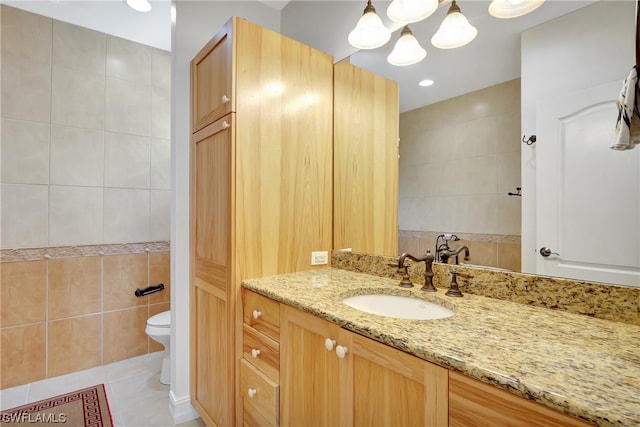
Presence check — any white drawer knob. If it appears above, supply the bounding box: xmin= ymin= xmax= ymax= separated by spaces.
xmin=222 ymin=95 xmax=230 ymax=104
xmin=251 ymin=348 xmax=261 ymax=358
xmin=252 ymin=310 xmax=262 ymax=320
xmin=324 ymin=338 xmax=336 ymax=351
xmin=247 ymin=388 xmax=257 ymax=398
xmin=336 ymin=345 xmax=348 ymax=359
xmin=222 ymin=121 xmax=230 ymax=129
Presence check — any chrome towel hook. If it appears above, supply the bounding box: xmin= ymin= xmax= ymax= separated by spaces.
xmin=522 ymin=135 xmax=536 ymax=145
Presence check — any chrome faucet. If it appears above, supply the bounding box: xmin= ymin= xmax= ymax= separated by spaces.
xmin=438 ymin=245 xmax=470 ymax=265
xmin=397 ymin=250 xmax=437 ymax=291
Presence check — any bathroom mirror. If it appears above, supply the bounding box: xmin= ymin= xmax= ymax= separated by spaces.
xmin=341 ymin=0 xmax=639 ymax=287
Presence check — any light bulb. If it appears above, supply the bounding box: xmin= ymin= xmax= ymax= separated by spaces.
xmin=431 ymin=0 xmax=477 ymax=49
xmin=387 ymin=26 xmax=426 ymax=66
xmin=488 ymin=0 xmax=545 ymax=18
xmin=348 ymin=1 xmax=391 ymax=50
xmin=387 ymin=0 xmax=438 ymax=24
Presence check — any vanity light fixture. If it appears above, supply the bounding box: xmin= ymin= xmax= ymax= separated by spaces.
xmin=431 ymin=0 xmax=477 ymax=49
xmin=387 ymin=26 xmax=427 ymax=66
xmin=348 ymin=0 xmax=391 ymax=50
xmin=125 ymin=0 xmax=152 ymax=13
xmin=488 ymin=0 xmax=545 ymax=18
xmin=387 ymin=0 xmax=439 ymax=24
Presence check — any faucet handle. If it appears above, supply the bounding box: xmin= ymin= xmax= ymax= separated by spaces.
xmin=445 ymin=269 xmax=463 ymax=297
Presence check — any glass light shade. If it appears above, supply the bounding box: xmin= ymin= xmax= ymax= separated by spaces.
xmin=431 ymin=1 xmax=477 ymax=49
xmin=488 ymin=0 xmax=545 ymax=18
xmin=348 ymin=2 xmax=391 ymax=50
xmin=387 ymin=26 xmax=426 ymax=66
xmin=125 ymin=0 xmax=152 ymax=12
xmin=387 ymin=0 xmax=438 ymax=24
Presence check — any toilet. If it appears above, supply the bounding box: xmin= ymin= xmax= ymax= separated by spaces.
xmin=145 ymin=310 xmax=171 ymax=385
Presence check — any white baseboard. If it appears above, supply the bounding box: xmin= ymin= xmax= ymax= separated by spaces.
xmin=169 ymin=391 xmax=199 ymax=425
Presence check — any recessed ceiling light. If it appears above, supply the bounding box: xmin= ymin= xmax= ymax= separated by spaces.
xmin=419 ymin=79 xmax=434 ymax=87
xmin=125 ymin=0 xmax=152 ymax=13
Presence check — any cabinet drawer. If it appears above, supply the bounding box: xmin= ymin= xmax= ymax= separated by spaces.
xmin=243 ymin=289 xmax=280 ymax=341
xmin=240 ymin=359 xmax=279 ymax=426
xmin=243 ymin=324 xmax=279 ymax=382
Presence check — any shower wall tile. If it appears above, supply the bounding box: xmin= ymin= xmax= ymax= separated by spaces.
xmin=1 ymin=57 xmax=52 ymax=123
xmin=103 ymin=307 xmax=148 ymax=364
xmin=105 ymin=77 xmax=152 ymax=136
xmin=103 ymin=188 xmax=150 ymax=244
xmin=51 ymin=65 xmax=105 ymax=130
xmin=49 ymin=186 xmax=103 ymax=246
xmin=103 ymin=253 xmax=148 ymax=311
xmin=498 ymin=240 xmax=522 ymax=272
xmin=150 ymin=138 xmax=171 ymax=190
xmin=48 ymin=314 xmax=102 ymax=377
xmin=1 ymin=119 xmax=50 ymax=185
xmin=152 ymin=48 xmax=171 ymax=90
xmin=106 ymin=36 xmax=152 ymax=83
xmin=0 ymin=260 xmax=47 ymax=327
xmin=50 ymin=126 xmax=105 ymax=187
xmin=52 ymin=20 xmax=106 ymax=73
xmin=150 ymin=190 xmax=171 ymax=242
xmin=104 ymin=133 xmax=151 ymax=189
xmin=149 ymin=251 xmax=170 ymax=305
xmin=48 ymin=256 xmax=102 ymax=320
xmin=0 ymin=323 xmax=46 ymax=389
xmin=151 ymin=85 xmax=171 ymax=139
xmin=0 ymin=184 xmax=48 ymax=249
xmin=497 ymin=151 xmax=522 ymax=194
xmin=0 ymin=5 xmax=52 ymax=64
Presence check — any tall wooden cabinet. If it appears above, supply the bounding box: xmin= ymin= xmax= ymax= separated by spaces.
xmin=190 ymin=17 xmax=333 ymax=427
xmin=333 ymin=60 xmax=399 ymax=256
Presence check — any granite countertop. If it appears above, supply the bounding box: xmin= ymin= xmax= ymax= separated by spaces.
xmin=242 ymin=268 xmax=640 ymax=427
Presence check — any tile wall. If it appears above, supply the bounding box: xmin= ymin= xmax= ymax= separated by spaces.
xmin=398 ymin=79 xmax=521 ymax=270
xmin=0 ymin=5 xmax=172 ymax=389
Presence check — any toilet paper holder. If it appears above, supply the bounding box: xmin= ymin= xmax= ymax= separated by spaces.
xmin=135 ymin=283 xmax=165 ymax=297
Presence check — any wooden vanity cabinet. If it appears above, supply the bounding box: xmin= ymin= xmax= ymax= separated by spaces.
xmin=190 ymin=17 xmax=333 ymax=427
xmin=240 ymin=289 xmax=281 ymax=426
xmin=279 ymin=304 xmax=449 ymax=427
xmin=449 ymin=371 xmax=593 ymax=427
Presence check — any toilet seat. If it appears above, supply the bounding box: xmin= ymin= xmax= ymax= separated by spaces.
xmin=147 ymin=310 xmax=170 ymax=327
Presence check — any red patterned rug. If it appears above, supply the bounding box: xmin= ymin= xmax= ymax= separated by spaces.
xmin=0 ymin=384 xmax=113 ymax=426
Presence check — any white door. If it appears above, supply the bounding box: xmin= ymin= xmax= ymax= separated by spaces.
xmin=536 ymin=80 xmax=640 ymax=287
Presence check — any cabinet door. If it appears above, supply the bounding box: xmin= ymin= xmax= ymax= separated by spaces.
xmin=342 ymin=330 xmax=449 ymax=427
xmin=280 ymin=305 xmax=343 ymax=427
xmin=333 ymin=60 xmax=399 ymax=256
xmin=191 ymin=115 xmax=234 ymax=426
xmin=449 ymin=371 xmax=593 ymax=427
xmin=191 ymin=19 xmax=233 ymax=133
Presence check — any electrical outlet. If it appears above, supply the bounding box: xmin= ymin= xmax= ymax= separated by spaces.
xmin=311 ymin=251 xmax=328 ymax=265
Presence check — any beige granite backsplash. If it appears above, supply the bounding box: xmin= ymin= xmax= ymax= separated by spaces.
xmin=332 ymin=250 xmax=640 ymax=326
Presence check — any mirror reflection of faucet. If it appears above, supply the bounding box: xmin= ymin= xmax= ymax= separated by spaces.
xmin=435 ymin=233 xmax=470 ymax=265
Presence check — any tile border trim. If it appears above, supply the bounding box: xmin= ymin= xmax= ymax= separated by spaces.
xmin=0 ymin=241 xmax=170 ymax=262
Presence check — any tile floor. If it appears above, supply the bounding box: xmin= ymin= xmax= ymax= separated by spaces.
xmin=0 ymin=352 xmax=205 ymax=427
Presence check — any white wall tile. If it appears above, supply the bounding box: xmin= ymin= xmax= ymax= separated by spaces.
xmin=104 ymin=133 xmax=150 ymax=189
xmin=151 ymin=85 xmax=171 ymax=139
xmin=106 ymin=36 xmax=152 ymax=83
xmin=51 ymin=65 xmax=105 ymax=130
xmin=1 ymin=58 xmax=51 ymax=123
xmin=1 ymin=119 xmax=50 ymax=184
xmin=150 ymin=138 xmax=170 ymax=190
xmin=105 ymin=78 xmax=152 ymax=136
xmin=50 ymin=126 xmax=104 ymax=187
xmin=150 ymin=190 xmax=170 ymax=241
xmin=53 ymin=20 xmax=106 ymax=74
xmin=1 ymin=183 xmax=49 ymax=249
xmin=49 ymin=186 xmax=103 ymax=246
xmin=104 ymin=188 xmax=150 ymax=244
xmin=152 ymin=49 xmax=171 ymax=91
xmin=0 ymin=5 xmax=52 ymax=65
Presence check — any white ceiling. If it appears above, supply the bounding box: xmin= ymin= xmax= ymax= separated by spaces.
xmin=2 ymin=0 xmax=598 ymax=112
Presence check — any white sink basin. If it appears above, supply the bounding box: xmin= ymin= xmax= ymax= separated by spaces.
xmin=342 ymin=294 xmax=454 ymax=320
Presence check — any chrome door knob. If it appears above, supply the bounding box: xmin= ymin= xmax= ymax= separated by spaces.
xmin=539 ymin=247 xmax=559 ymax=257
